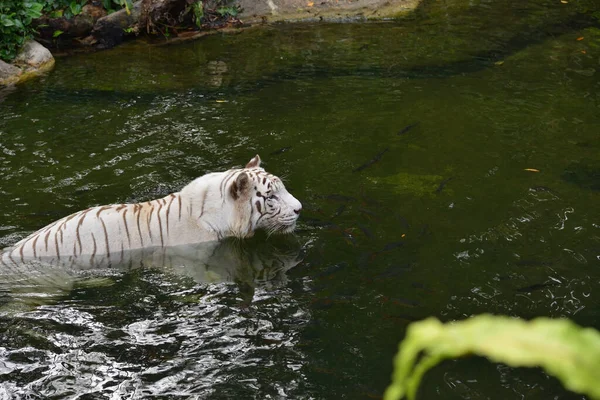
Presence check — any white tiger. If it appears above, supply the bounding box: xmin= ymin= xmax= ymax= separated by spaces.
xmin=1 ymin=155 xmax=302 ymax=267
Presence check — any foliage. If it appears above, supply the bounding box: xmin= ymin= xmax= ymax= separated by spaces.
xmin=192 ymin=1 xmax=204 ymax=28
xmin=110 ymin=0 xmax=134 ymax=15
xmin=40 ymin=0 xmax=87 ymax=19
xmin=216 ymin=6 xmax=238 ymax=17
xmin=0 ymin=1 xmax=44 ymax=62
xmin=385 ymin=315 xmax=600 ymax=400
xmin=0 ymin=0 xmax=133 ymax=62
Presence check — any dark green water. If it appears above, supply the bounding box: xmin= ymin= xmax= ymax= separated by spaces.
xmin=1 ymin=0 xmax=600 ymax=397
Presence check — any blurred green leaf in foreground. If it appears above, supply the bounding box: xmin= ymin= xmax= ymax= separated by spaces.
xmin=385 ymin=314 xmax=600 ymax=400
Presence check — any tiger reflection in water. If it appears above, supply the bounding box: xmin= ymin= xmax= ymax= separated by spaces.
xmin=0 ymin=235 xmax=304 ymax=307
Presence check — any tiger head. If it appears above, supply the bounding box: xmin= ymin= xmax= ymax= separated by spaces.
xmin=228 ymin=155 xmax=302 ymax=237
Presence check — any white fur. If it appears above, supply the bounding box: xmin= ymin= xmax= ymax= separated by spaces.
xmin=1 ymin=155 xmax=301 ymax=266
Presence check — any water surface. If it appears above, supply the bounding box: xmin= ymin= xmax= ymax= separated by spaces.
xmin=1 ymin=0 xmax=599 ymax=398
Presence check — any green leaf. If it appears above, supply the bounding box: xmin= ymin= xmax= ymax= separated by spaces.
xmin=385 ymin=315 xmax=600 ymax=400
xmin=53 ymin=29 xmax=64 ymax=37
xmin=192 ymin=1 xmax=203 ymax=28
xmin=217 ymin=6 xmax=238 ymax=17
xmin=70 ymin=1 xmax=82 ymax=15
xmin=1 ymin=17 xmax=15 ymax=27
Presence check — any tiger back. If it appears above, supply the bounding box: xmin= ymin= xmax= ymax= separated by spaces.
xmin=1 ymin=155 xmax=302 ymax=267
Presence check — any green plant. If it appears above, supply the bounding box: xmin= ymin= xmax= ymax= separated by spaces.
xmin=216 ymin=6 xmax=239 ymax=17
xmin=385 ymin=315 xmax=600 ymax=400
xmin=192 ymin=1 xmax=203 ymax=28
xmin=0 ymin=1 xmax=44 ymax=62
xmin=40 ymin=0 xmax=87 ymax=19
xmin=114 ymin=0 xmax=134 ymax=15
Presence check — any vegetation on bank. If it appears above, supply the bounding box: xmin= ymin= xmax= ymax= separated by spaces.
xmin=385 ymin=315 xmax=600 ymax=400
xmin=1 ymin=1 xmax=44 ymax=61
xmin=0 ymin=0 xmax=240 ymax=63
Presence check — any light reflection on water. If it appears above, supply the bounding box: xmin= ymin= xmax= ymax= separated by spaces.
xmin=0 ymin=0 xmax=599 ymax=397
xmin=0 ymin=238 xmax=312 ymax=398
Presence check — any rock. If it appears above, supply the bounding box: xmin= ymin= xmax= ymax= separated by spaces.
xmin=139 ymin=0 xmax=186 ymax=33
xmin=0 ymin=41 xmax=55 ymax=87
xmin=0 ymin=60 xmax=22 ymax=86
xmin=92 ymin=0 xmax=143 ymax=49
xmin=13 ymin=40 xmax=54 ymax=68
xmin=237 ymin=0 xmax=421 ymax=23
xmin=34 ymin=4 xmax=106 ymax=44
xmin=71 ymin=4 xmax=109 ymax=37
xmin=81 ymin=3 xmax=107 ymax=21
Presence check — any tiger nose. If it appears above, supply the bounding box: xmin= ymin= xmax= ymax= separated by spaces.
xmin=294 ymin=207 xmax=301 ymax=215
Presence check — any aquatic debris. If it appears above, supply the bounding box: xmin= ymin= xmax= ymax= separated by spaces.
xmin=269 ymin=146 xmax=292 ymax=156
xmin=397 ymin=123 xmax=419 ymax=136
xmin=353 ymin=148 xmax=389 ymax=172
xmin=434 ymin=177 xmax=452 ymax=194
xmin=524 ymin=168 xmax=540 ymax=172
xmin=577 ymin=36 xmax=584 ymax=41
xmin=494 ymin=60 xmax=504 ymax=66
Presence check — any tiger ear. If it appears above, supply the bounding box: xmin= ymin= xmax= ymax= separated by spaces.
xmin=246 ymin=154 xmax=261 ymax=169
xmin=230 ymin=172 xmax=250 ymax=200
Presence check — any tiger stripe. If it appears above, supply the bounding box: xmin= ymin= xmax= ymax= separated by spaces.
xmin=122 ymin=208 xmax=131 ymax=247
xmin=100 ymin=217 xmax=110 ymax=256
xmin=178 ymin=194 xmax=182 ymax=221
xmin=156 ymin=202 xmax=164 ymax=248
xmin=90 ymin=233 xmax=97 ymax=264
xmin=44 ymin=230 xmax=50 ymax=252
xmin=32 ymin=235 xmax=39 ymax=259
xmin=166 ymin=194 xmax=176 ymax=234
xmin=136 ymin=204 xmax=144 ymax=247
xmin=1 ymin=155 xmax=301 ymax=264
xmin=147 ymin=203 xmax=154 ymax=241
xmin=54 ymin=233 xmax=60 ymax=260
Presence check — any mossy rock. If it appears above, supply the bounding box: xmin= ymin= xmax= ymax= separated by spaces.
xmin=369 ymin=172 xmax=451 ymax=197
